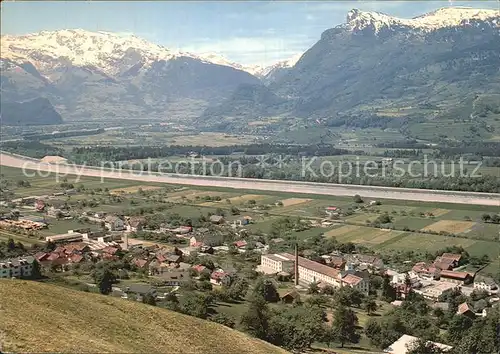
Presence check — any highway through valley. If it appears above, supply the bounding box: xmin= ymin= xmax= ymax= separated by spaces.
xmin=1 ymin=152 xmax=498 ymax=206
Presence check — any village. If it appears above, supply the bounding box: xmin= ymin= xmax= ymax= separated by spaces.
xmin=1 ymin=169 xmax=499 ymax=353
xmin=2 ymin=198 xmax=498 ymax=313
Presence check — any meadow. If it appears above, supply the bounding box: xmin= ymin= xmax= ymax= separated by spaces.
xmin=1 ymin=165 xmax=498 ymax=260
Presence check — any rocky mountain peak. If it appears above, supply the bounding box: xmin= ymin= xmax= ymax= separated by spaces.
xmin=344 ymin=7 xmax=499 ymax=34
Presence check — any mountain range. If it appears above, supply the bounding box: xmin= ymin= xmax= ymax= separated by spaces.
xmin=1 ymin=7 xmax=499 ymax=132
xmin=202 ymin=7 xmax=500 ymax=134
xmin=0 ymin=29 xmax=264 ymax=123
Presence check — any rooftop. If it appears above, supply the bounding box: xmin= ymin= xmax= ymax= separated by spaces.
xmin=342 ymin=274 xmax=363 ymax=286
xmin=279 ymin=253 xmax=340 ymax=279
xmin=440 ymin=270 xmax=471 ymax=280
xmin=384 ymin=334 xmax=452 ymax=354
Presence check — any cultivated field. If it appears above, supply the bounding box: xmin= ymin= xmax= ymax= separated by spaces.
xmin=1 ymin=164 xmax=498 ymax=260
xmin=279 ymin=198 xmax=313 ymax=207
xmin=422 ymin=220 xmax=476 ymax=234
xmin=226 ymin=194 xmax=267 ymax=204
xmin=110 ymin=185 xmax=163 ymax=194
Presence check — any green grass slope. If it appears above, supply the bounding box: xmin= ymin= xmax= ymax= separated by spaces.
xmin=0 ymin=280 xmax=287 ymax=354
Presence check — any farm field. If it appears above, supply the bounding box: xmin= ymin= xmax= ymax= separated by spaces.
xmin=377 ymin=233 xmax=499 ymax=259
xmin=109 ymin=185 xmax=163 ymax=195
xmin=389 ymin=217 xmax=436 ymax=231
xmin=2 ymin=165 xmax=498 ymax=260
xmin=0 ymin=230 xmax=43 ymax=245
xmin=422 ymin=220 xmax=477 ymax=234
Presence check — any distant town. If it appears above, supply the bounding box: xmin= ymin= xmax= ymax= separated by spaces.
xmin=1 ymin=162 xmax=498 ymax=353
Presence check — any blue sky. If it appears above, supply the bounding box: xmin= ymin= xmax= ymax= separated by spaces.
xmin=2 ymin=1 xmax=498 ymax=66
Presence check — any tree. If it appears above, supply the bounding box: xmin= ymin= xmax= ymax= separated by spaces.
xmin=363 ymin=296 xmax=378 ymax=315
xmin=364 ymin=319 xmax=382 ymax=347
xmin=308 ymin=281 xmax=320 ymax=295
xmin=198 ymin=269 xmax=211 ymax=281
xmin=377 ymin=213 xmax=393 ymax=224
xmin=215 ymin=207 xmax=225 ymax=216
xmin=142 ymin=293 xmax=157 ymax=306
xmin=381 ymin=274 xmax=397 ymax=302
xmin=162 ymin=292 xmax=180 ymax=311
xmin=365 ymin=316 xmax=405 ymax=349
xmin=353 ymin=194 xmax=364 ymax=203
xmin=406 ymin=338 xmax=447 ymax=354
xmin=253 ymin=278 xmax=280 ymax=303
xmin=93 ymin=267 xmax=116 ymax=295
xmin=226 ymin=276 xmax=249 ymax=300
xmin=197 ymin=280 xmax=213 ymax=292
xmin=268 ymin=306 xmax=326 ymax=351
xmin=470 ymin=289 xmax=489 ymax=301
xmin=230 ymin=206 xmax=240 ymax=215
xmin=334 ymin=287 xmax=364 ymax=308
xmin=369 ymin=275 xmax=383 ymax=291
xmin=330 ymin=305 xmax=360 ymax=348
xmin=305 ymin=295 xmax=330 ymax=308
xmin=454 ymin=308 xmax=499 ymax=354
xmin=210 ymin=313 xmax=235 ymax=328
xmin=240 ymin=295 xmax=270 ymax=340
xmin=481 ymin=213 xmax=491 ymax=222
xmin=31 ymin=259 xmax=43 ymax=279
xmin=7 ymin=238 xmax=16 ymax=251
xmin=447 ymin=315 xmax=473 ymax=344
xmin=181 ymin=293 xmax=213 ymax=319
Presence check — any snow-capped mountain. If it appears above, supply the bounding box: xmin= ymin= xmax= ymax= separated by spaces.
xmin=203 ymin=7 xmax=500 ymax=132
xmin=0 ymin=29 xmax=255 ymax=77
xmin=344 ymin=7 xmax=499 ymax=34
xmin=1 ymin=29 xmax=260 ymax=121
xmin=254 ymin=53 xmax=303 ymax=78
xmin=2 ymin=7 xmax=499 ymax=127
xmin=1 ymin=29 xmax=300 ymax=79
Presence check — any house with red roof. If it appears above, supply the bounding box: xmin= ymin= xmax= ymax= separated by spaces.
xmin=457 ymin=302 xmax=476 ymax=319
xmin=210 ymin=270 xmax=231 ymax=286
xmin=439 ymin=270 xmax=473 ymax=285
xmin=68 ymin=254 xmax=84 ymax=264
xmin=126 ymin=217 xmax=146 ymax=233
xmin=342 ymin=273 xmax=369 ymax=294
xmin=132 ymin=258 xmax=149 ymax=269
xmin=64 ymin=243 xmax=90 ymax=255
xmin=34 ymin=199 xmax=46 ymax=212
xmin=412 ymin=262 xmax=439 ymax=280
xmin=47 ymin=252 xmax=61 ymax=261
xmin=234 ymin=240 xmax=248 ymax=249
xmin=102 ymin=246 xmax=119 ymax=256
xmin=34 ymin=252 xmax=50 ymax=262
xmin=192 ymin=264 xmax=207 ymax=274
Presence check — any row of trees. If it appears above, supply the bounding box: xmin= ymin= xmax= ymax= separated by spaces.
xmin=70 ymin=143 xmax=351 ymax=163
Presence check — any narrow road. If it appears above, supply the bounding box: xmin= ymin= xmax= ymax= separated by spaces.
xmin=1 ymin=152 xmax=498 ymax=206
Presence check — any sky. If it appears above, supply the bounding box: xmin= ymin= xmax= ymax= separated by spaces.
xmin=1 ymin=1 xmax=499 ymax=66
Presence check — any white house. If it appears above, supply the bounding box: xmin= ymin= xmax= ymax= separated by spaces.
xmin=474 ymin=275 xmax=498 ymax=294
xmin=105 ymin=215 xmax=125 ymax=231
xmin=126 ymin=217 xmax=145 ymax=233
